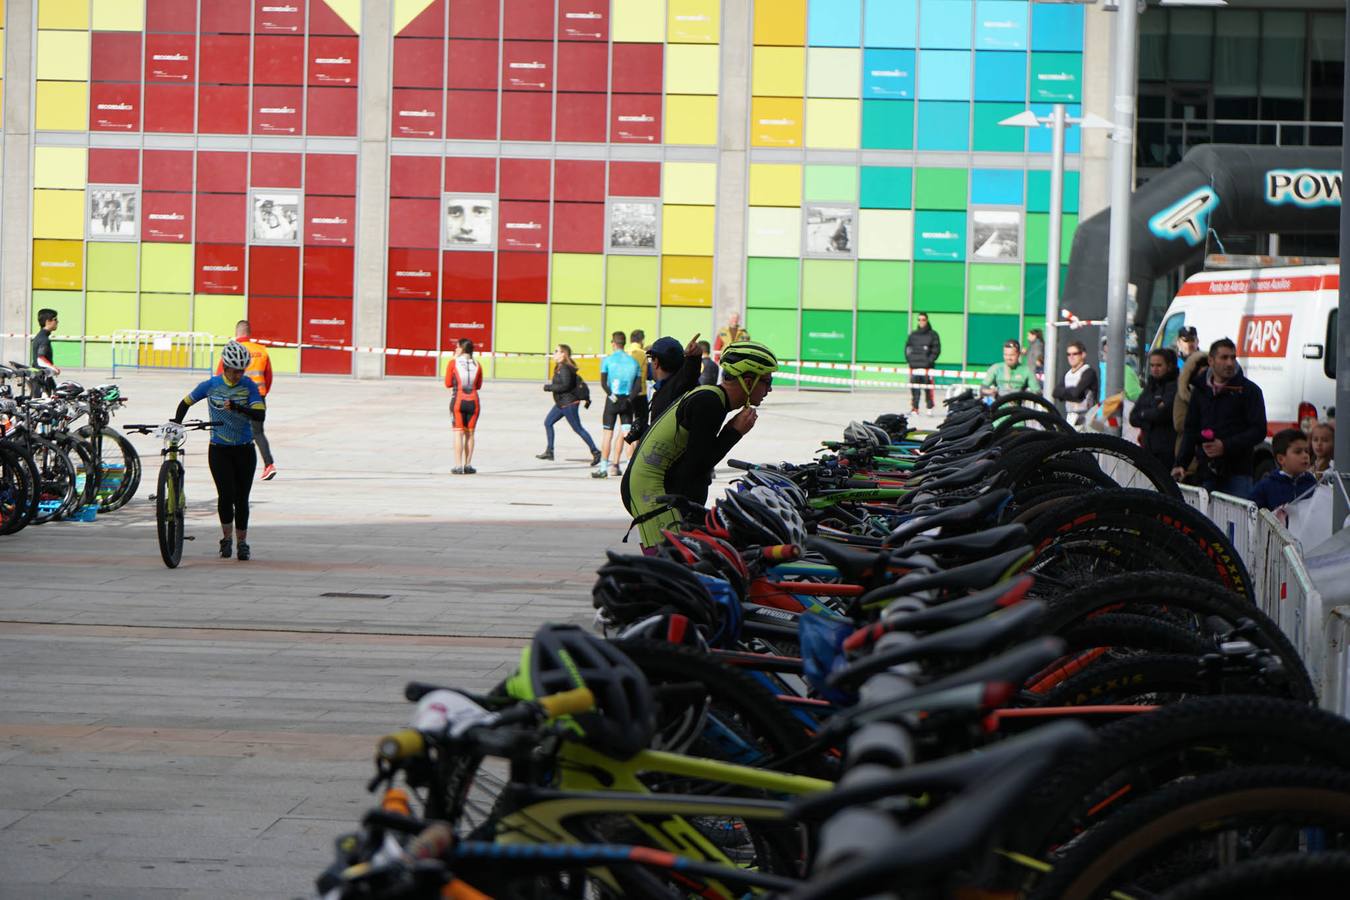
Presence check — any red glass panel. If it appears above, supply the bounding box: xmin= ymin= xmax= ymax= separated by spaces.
xmin=144 ymin=83 xmax=195 ymax=133
xmin=399 ymin=0 xmax=447 ymax=37
xmin=444 ymin=157 xmax=496 ymax=194
xmin=386 ymin=298 xmax=438 ymax=350
xmin=390 ymin=156 xmax=442 ymax=198
xmin=301 ymin=298 xmax=354 ymax=373
xmin=148 ymin=0 xmax=198 ymax=33
xmin=254 ymin=0 xmax=304 ymax=34
xmin=308 ymin=36 xmax=358 ymax=86
xmin=302 ymin=247 xmax=355 ymax=297
xmin=554 ymin=160 xmax=605 ymax=202
xmin=393 ymin=37 xmax=445 ymax=89
xmin=498 ymin=200 xmax=550 ymax=252
xmin=559 ymin=0 xmax=609 ymax=41
xmin=249 ymin=246 xmax=300 ymax=298
xmin=199 ymin=35 xmax=250 ymax=83
xmin=500 ymin=92 xmax=552 ymax=141
xmin=392 ymin=88 xmax=445 ymax=139
xmin=198 ymin=85 xmax=249 ymax=133
xmin=142 ymin=33 xmax=193 ymax=83
xmin=388 ymin=248 xmax=440 ymax=299
xmin=499 ymin=158 xmax=550 ymax=201
xmin=450 ymin=0 xmax=498 ymax=39
xmin=383 ymin=352 xmax=437 ymax=377
xmin=195 ymin=193 xmax=248 ymax=243
xmin=556 ymin=42 xmax=607 ymax=92
xmin=441 ymin=251 xmax=494 ymax=301
xmin=306 ymin=154 xmax=357 ymax=196
xmin=388 ymin=198 xmax=441 ymax=249
xmin=254 ymin=35 xmax=304 ymax=85
xmin=610 ymin=94 xmax=662 ymax=144
xmin=554 ymin=93 xmax=607 ymax=143
xmin=304 ymin=195 xmax=356 ymax=247
xmin=89 ymin=84 xmax=141 ymax=132
xmin=196 ymin=151 xmax=247 ymax=193
xmin=89 ymin=148 xmax=139 ymax=185
xmin=306 ymin=87 xmax=357 ymax=136
xmin=309 ymin=0 xmax=358 ymax=36
xmin=444 ymin=90 xmax=496 ymax=140
xmin=249 ymin=295 xmax=300 ymax=343
xmin=447 ymin=38 xmax=499 ymax=90
xmin=195 ymin=243 xmax=246 ymax=294
xmin=251 ymin=152 xmax=302 ymax=187
xmin=551 ymin=202 xmax=604 ymax=253
xmin=496 ymin=251 xmax=549 ymax=302
xmin=252 ymin=86 xmax=303 ymax=135
xmin=612 ymin=43 xmax=663 ymax=94
xmin=93 ymin=32 xmax=142 ymax=82
xmin=143 ymin=150 xmax=194 ymax=191
xmin=201 ymin=0 xmax=251 ymax=33
xmin=608 ymin=161 xmax=660 ymax=197
xmin=141 ymin=192 xmax=193 ymax=243
xmin=504 ymin=0 xmax=554 ymax=39
xmin=442 ymin=301 xmax=493 ymax=352
xmin=502 ymin=41 xmax=552 ymax=92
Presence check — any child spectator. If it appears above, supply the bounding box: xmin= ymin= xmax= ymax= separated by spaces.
xmin=1250 ymin=428 xmax=1317 ymax=511
xmin=1310 ymin=422 xmax=1335 ymax=474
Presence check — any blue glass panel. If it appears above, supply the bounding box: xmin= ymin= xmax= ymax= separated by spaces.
xmin=918 ymin=50 xmax=971 ymax=101
xmin=863 ymin=49 xmax=915 ymax=100
xmin=916 ymin=100 xmax=970 ymax=150
xmin=914 ymin=210 xmax=967 ymax=262
xmin=808 ymin=0 xmax=863 ymax=47
xmin=864 ymin=0 xmax=916 ymax=48
xmin=971 ymin=168 xmax=1024 ymax=205
xmin=975 ymin=1 xmax=1028 ymax=51
xmin=1029 ymin=103 xmax=1080 ymax=153
xmin=918 ymin=0 xmax=973 ymax=49
xmin=1031 ymin=3 xmax=1084 ymax=52
xmin=861 ymin=166 xmax=914 ymax=209
xmin=973 ymin=50 xmax=1026 ymax=102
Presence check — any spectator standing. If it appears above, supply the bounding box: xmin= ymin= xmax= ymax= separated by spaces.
xmin=445 ymin=339 xmax=482 ymax=474
xmin=1129 ymin=348 xmax=1179 ymax=469
xmin=1310 ymin=422 xmax=1335 ymax=474
xmin=713 ymin=312 xmax=749 ymax=362
xmin=1172 ymin=349 xmax=1210 ymax=471
xmin=625 ymin=330 xmax=649 ymax=454
xmin=536 ymin=344 xmax=602 ymax=466
xmin=215 ymin=320 xmax=277 ymax=480
xmin=1175 ymin=325 xmax=1200 ymax=366
xmin=904 ymin=312 xmax=941 ymax=414
xmin=1053 ymin=341 xmax=1098 ymax=426
xmin=697 ymin=340 xmax=718 ymax=385
xmin=1171 ymin=338 xmax=1267 ymax=499
xmin=1250 ymin=428 xmax=1316 ymax=511
xmin=30 ymin=308 xmax=60 ymax=396
xmin=597 ymin=332 xmax=641 ymax=478
xmin=632 ymin=335 xmax=703 ymax=440
xmin=980 ymin=340 xmax=1034 ymax=399
xmin=1024 ymin=328 xmax=1045 ymax=380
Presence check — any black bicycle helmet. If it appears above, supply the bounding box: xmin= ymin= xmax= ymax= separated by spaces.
xmin=659 ymin=529 xmax=749 ymax=601
xmin=504 ymin=623 xmax=654 ymax=759
xmin=593 ymin=551 xmax=721 ymax=632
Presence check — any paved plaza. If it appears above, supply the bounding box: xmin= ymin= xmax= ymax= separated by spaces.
xmin=0 ymin=369 xmax=930 ymax=898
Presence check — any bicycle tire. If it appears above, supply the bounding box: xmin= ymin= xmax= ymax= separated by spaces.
xmin=52 ymin=434 xmax=97 ymax=520
xmin=990 ymin=407 xmax=1075 ymax=438
xmin=77 ymin=425 xmax=142 ymax=512
xmin=1159 ymin=851 xmax=1350 ymax=900
xmin=29 ymin=436 xmax=77 ymax=525
xmin=0 ymin=444 xmax=34 ymax=535
xmin=157 ymin=460 xmax=184 ymax=568
xmin=998 ymin=433 xmax=1183 ymax=499
xmin=1026 ymin=765 xmax=1350 ymax=900
xmin=1026 ymin=517 xmax=1221 ymax=594
xmin=1054 ymin=614 xmax=1213 ymax=658
xmin=992 ymin=391 xmax=1061 ymax=417
xmin=1033 ymin=653 xmax=1220 ymax=707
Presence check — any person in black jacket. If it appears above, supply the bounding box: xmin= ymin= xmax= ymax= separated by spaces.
xmin=1171 ymin=338 xmax=1267 ymax=499
xmin=536 ymin=344 xmax=601 ymax=465
xmin=626 ymin=334 xmax=703 ymax=446
xmin=1052 ymin=341 xmax=1099 ymax=426
xmin=904 ymin=313 xmax=941 ymax=413
xmin=1129 ymin=348 xmax=1179 ymax=469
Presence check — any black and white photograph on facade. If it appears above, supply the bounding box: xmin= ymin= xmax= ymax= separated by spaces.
xmin=971 ymin=209 xmax=1021 ymax=261
xmin=804 ymin=205 xmax=856 ymax=257
xmin=251 ymin=191 xmax=300 ymax=243
xmin=607 ymin=199 xmax=659 ymax=253
xmin=88 ymin=187 xmax=138 ymax=240
xmin=443 ymin=195 xmax=496 ymax=249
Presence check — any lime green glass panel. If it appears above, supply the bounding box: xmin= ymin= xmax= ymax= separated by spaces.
xmin=659 ymin=306 xmax=713 ymax=344
xmin=912 ymin=262 xmax=964 ymax=313
xmin=270 ymin=347 xmax=300 ymax=374
xmin=52 ymin=340 xmax=84 ymax=367
xmin=856 ymin=312 xmax=907 ymax=363
xmin=496 ymin=302 xmax=548 ymax=353
xmin=968 ymin=264 xmax=1022 ymax=314
xmin=803 ymin=166 xmax=858 ymax=202
xmin=967 ymin=314 xmax=1020 ymax=366
xmin=550 ymin=305 xmax=604 ymax=358
xmin=35 ymin=290 xmax=83 ymax=339
xmin=139 ymin=293 xmax=192 ymax=332
xmin=193 ymin=295 xmax=247 ymax=340
xmin=606 ymin=256 xmax=659 ymax=306
xmin=1025 ymin=212 xmax=1077 ymax=264
xmin=85 ymin=342 xmax=114 ymax=369
xmin=1027 ymin=170 xmax=1080 ymax=214
xmin=861 ymin=100 xmax=913 ymax=149
xmin=801 ymin=259 xmax=856 ymax=310
xmin=496 ymin=356 xmax=546 ymax=380
xmin=140 ymin=244 xmax=193 ymax=294
xmin=87 ymin=243 xmax=138 ymax=292
xmin=860 ymin=167 xmax=912 ymax=209
xmin=86 ymin=291 xmax=137 ymax=336
xmin=747 ymin=257 xmax=801 ymax=309
xmin=914 ymin=168 xmax=968 ymax=210
xmin=972 ymin=102 xmax=1027 ymax=151
xmin=857 ymin=260 xmax=911 ymax=311
xmin=605 ymin=306 xmax=658 ymax=347
xmin=800 ymin=310 xmax=853 ymax=362
xmin=745 ymin=308 xmax=799 ymax=365
xmin=927 ymin=312 xmax=965 ymax=367
xmin=552 ymin=254 xmax=604 ymax=304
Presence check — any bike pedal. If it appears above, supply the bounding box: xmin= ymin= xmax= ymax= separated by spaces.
xmin=184 ymin=536 xmax=195 ymax=541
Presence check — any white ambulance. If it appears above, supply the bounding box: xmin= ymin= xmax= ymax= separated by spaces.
xmin=1152 ymin=261 xmax=1339 ymax=471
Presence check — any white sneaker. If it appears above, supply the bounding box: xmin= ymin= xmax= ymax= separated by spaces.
xmin=590 ymin=465 xmax=608 ymax=479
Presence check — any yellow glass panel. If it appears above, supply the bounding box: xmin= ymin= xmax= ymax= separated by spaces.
xmin=36 ymin=31 xmax=90 ymax=82
xmin=749 ymin=164 xmax=802 ymax=207
xmin=807 ymin=48 xmax=861 ymax=99
xmin=660 ymin=255 xmax=714 ymax=307
xmin=662 ymin=162 xmax=717 ymax=206
xmin=753 ymin=0 xmax=805 ymax=46
xmin=33 ymin=189 xmax=86 ymax=240
xmin=325 ymin=0 xmax=362 ymax=34
xmin=805 ymin=99 xmax=860 ymax=149
xmin=661 ymin=205 xmax=716 ymax=256
xmin=664 ymin=95 xmax=718 ymax=146
xmin=667 ymin=0 xmax=718 ymax=43
xmin=859 ymin=210 xmax=915 ymax=260
xmin=32 ymin=240 xmax=84 ymax=291
xmin=665 ymin=44 xmax=719 ymax=94
xmin=394 ymin=0 xmax=438 ymax=35
xmin=34 ymin=146 xmax=87 ymax=190
xmin=750 ymin=97 xmax=803 ymax=148
xmin=38 ymin=0 xmax=88 ymax=29
xmin=612 ymin=0 xmax=665 ymax=43
xmin=92 ymin=0 xmax=144 ymax=30
xmin=36 ymin=82 xmax=89 ymax=132
xmin=752 ymin=47 xmax=805 ymax=98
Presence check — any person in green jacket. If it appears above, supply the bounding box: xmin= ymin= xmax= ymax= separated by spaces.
xmin=980 ymin=340 xmax=1034 ymax=399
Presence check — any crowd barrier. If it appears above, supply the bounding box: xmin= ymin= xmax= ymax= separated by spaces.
xmin=111 ymin=330 xmax=217 ymax=375
xmin=1176 ymin=484 xmax=1344 ymax=713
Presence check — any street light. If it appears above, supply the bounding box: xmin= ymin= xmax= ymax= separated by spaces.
xmin=1000 ymin=107 xmax=1113 ymax=397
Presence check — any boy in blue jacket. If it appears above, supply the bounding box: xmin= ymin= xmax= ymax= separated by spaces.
xmin=1251 ymin=428 xmax=1317 ymax=511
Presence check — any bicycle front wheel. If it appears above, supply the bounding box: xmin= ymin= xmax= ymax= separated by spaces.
xmin=156 ymin=460 xmax=185 ymax=568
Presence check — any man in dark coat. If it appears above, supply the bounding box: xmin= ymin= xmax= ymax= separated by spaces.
xmin=1172 ymin=339 xmax=1267 ymax=499
xmin=904 ymin=313 xmax=941 ymax=414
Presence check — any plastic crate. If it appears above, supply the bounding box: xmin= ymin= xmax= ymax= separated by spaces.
xmin=71 ymin=505 xmax=98 ymax=522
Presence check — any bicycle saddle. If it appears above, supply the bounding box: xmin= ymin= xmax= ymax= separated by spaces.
xmin=844 ymin=575 xmax=1035 ymax=653
xmin=909 ymin=443 xmax=999 ymax=473
xmin=860 ymin=545 xmax=1031 ymax=612
xmin=884 ymin=488 xmax=1011 ymax=547
xmin=896 ymin=523 xmax=1028 ymax=561
xmin=804 ymin=536 xmax=895 ymax=586
xmin=911 ymin=458 xmax=999 ymax=494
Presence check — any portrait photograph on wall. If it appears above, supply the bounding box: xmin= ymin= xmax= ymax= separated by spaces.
xmin=607 ymin=199 xmax=659 ymax=253
xmin=803 ymin=205 xmax=856 ymax=257
xmin=970 ymin=209 xmax=1022 ymax=261
xmin=251 ymin=191 xmax=301 ymax=244
xmin=442 ymin=195 xmax=496 ymax=250
xmin=88 ymin=187 xmax=139 ymax=240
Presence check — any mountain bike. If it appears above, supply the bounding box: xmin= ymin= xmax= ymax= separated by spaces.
xmin=124 ymin=421 xmax=216 ymax=568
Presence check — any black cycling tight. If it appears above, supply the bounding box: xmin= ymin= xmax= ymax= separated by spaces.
xmin=208 ymin=443 xmax=257 ymax=531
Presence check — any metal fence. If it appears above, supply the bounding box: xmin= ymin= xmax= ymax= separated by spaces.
xmin=112 ymin=330 xmax=217 ymax=376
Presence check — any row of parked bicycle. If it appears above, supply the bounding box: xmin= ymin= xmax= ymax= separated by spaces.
xmin=315 ymin=390 xmax=1349 ymax=899
xmin=0 ymin=364 xmax=143 ymax=534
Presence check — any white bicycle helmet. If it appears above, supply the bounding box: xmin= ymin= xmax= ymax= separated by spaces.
xmin=739 ymin=469 xmax=809 ymax=509
xmin=746 ymin=485 xmax=807 ymax=547
xmin=220 ymin=340 xmax=252 ymax=371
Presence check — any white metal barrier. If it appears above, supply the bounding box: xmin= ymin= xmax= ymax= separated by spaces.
xmin=1208 ymin=492 xmax=1260 ymax=575
xmin=1322 ymin=608 xmax=1350 ymax=717
xmin=1176 ymin=483 xmax=1209 ymax=515
xmin=112 ymin=330 xmax=217 ymax=375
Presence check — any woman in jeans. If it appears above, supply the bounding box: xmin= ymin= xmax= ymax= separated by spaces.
xmin=537 ymin=344 xmax=602 ymax=465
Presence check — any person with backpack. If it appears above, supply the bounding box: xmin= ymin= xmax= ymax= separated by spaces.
xmin=445 ymin=338 xmax=482 ymax=474
xmin=595 ymin=331 xmax=641 ymax=478
xmin=536 ymin=344 xmax=601 ymax=466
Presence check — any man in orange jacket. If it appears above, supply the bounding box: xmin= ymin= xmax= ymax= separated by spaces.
xmin=215 ymin=320 xmax=276 ymax=480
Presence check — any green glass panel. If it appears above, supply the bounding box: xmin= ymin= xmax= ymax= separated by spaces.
xmin=968 ymin=264 xmax=1022 ymax=313
xmin=967 ymin=313 xmax=1020 ymax=366
xmin=51 ymin=340 xmax=83 ymax=367
xmin=495 ymin=356 xmax=546 ymax=380
xmin=861 ymin=100 xmax=914 ymax=149
xmin=139 ymin=293 xmax=192 ymax=331
xmin=193 ymin=295 xmax=246 ymax=340
xmin=914 ymin=168 xmax=968 ymax=210
xmin=269 ymin=347 xmax=300 ymax=374
xmin=747 ymin=258 xmax=801 ymax=309
xmin=552 ymin=254 xmax=605 ymax=304
xmin=927 ymin=312 xmax=965 ymax=367
xmin=856 ymin=311 xmax=907 ymax=362
xmin=912 ymin=262 xmax=965 ymax=313
xmin=914 ymin=211 xmax=966 ymax=262
xmin=1023 ymin=263 xmax=1067 ymax=314
xmin=139 ymin=244 xmax=193 ymax=294
xmin=857 ymin=260 xmax=911 ymax=311
xmin=972 ymin=102 xmax=1026 ymax=151
xmin=800 ymin=310 xmax=853 ymax=362
xmin=86 ymin=291 xmax=137 ymax=336
xmin=550 ymin=304 xmax=604 ymax=357
xmin=1029 ymin=52 xmax=1082 ymax=104
xmin=745 ymin=308 xmax=799 ymax=365
xmin=605 ymin=306 xmax=658 ymax=347
xmin=85 ymin=342 xmax=113 ymax=369
xmin=1025 ymin=212 xmax=1077 ymax=264
xmin=35 ymin=289 xmax=83 ymax=340
xmin=801 ymin=259 xmax=856 ymax=310
xmin=86 ymin=242 xmax=138 ymax=292
xmin=659 ymin=306 xmax=713 ymax=344
xmin=606 ymin=255 xmax=659 ymax=306
xmin=495 ymin=302 xmax=548 ymax=353
xmin=1027 ymin=170 xmax=1080 ymax=214
xmin=860 ymin=167 xmax=913 ymax=209
xmin=803 ymin=165 xmax=858 ymax=202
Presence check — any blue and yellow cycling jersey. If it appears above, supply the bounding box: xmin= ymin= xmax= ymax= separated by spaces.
xmin=184 ymin=375 xmax=265 ymax=446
